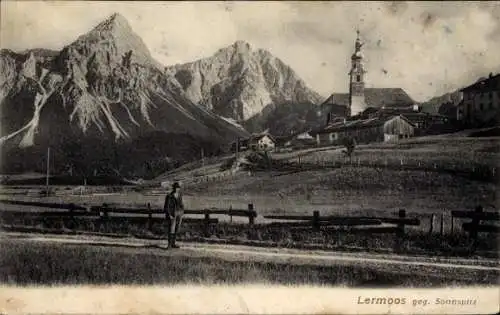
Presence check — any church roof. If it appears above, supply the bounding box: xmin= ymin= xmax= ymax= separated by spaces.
xmin=323 ymin=88 xmax=415 ymax=109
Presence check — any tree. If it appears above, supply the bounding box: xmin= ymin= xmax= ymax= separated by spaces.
xmin=341 ymin=136 xmax=356 ymax=163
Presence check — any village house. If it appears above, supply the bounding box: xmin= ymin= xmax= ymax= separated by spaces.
xmin=275 ymin=129 xmax=316 ymax=149
xmin=313 ymin=115 xmax=415 ymax=146
xmin=457 ymin=73 xmax=500 ymax=128
xmin=248 ymin=133 xmax=276 ymax=151
xmin=231 ymin=133 xmax=277 ymax=153
xmin=368 ymin=106 xmax=451 ymax=135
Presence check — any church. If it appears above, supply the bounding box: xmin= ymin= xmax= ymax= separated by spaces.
xmin=312 ymin=31 xmax=420 ymax=146
xmin=321 ymin=30 xmax=416 ymax=123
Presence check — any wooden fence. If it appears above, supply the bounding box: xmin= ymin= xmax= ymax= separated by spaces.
xmin=264 ymin=209 xmax=419 ymax=252
xmin=452 ymin=206 xmax=500 ymax=249
xmin=0 ymin=199 xmax=257 ymax=237
xmin=1 ymin=199 xmax=498 ymax=253
xmin=285 ymin=157 xmax=498 ymax=183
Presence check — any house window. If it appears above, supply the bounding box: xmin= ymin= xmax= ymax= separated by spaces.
xmin=479 ymin=103 xmax=483 ymax=111
xmin=356 ymin=75 xmax=361 ymax=82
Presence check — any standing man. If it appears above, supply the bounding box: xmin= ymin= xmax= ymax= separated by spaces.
xmin=163 ymin=182 xmax=184 ymax=249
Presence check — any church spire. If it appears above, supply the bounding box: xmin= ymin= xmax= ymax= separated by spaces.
xmin=349 ymin=29 xmax=367 ymax=117
xmin=353 ymin=29 xmax=364 ymax=59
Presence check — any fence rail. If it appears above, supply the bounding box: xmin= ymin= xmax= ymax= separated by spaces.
xmin=452 ymin=206 xmax=500 ymax=247
xmin=263 ymin=214 xmax=420 ymax=226
xmin=0 ymin=199 xmax=257 ymax=228
xmin=0 ymin=199 xmax=87 ymax=211
xmin=1 ymin=199 xmax=498 ymax=253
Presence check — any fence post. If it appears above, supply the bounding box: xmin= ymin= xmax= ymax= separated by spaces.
xmin=229 ymin=205 xmax=233 ymax=223
xmin=440 ymin=213 xmax=444 ymax=236
xmin=450 ymin=213 xmax=454 ymax=234
xmin=396 ymin=209 xmax=406 ymax=252
xmin=99 ymin=203 xmax=110 ymax=232
xmin=248 ymin=204 xmax=255 ymax=225
xmin=429 ymin=213 xmax=435 ymax=235
xmin=66 ymin=203 xmax=77 ymax=229
xmin=147 ymin=203 xmax=152 ymax=231
xmin=470 ymin=205 xmax=482 ymax=245
xmin=312 ymin=210 xmax=320 ymax=232
xmin=68 ymin=203 xmax=75 ymax=217
xmin=204 ymin=210 xmax=211 ymax=237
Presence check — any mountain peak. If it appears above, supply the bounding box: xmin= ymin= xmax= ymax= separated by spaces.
xmin=67 ymin=12 xmax=160 ymax=68
xmin=91 ymin=13 xmax=133 ymax=35
xmin=95 ymin=12 xmax=132 ymax=34
xmin=166 ymin=40 xmax=323 ymax=124
xmin=232 ymin=40 xmax=252 ymax=51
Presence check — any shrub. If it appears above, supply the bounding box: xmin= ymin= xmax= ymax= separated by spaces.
xmin=219 ymin=157 xmax=236 ymax=171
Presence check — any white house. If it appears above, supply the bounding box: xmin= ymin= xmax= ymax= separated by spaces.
xmin=296 ymin=131 xmax=314 ymax=140
xmin=249 ymin=134 xmax=276 ymax=151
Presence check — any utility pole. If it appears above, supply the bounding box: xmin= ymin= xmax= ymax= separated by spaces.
xmin=46 ymin=147 xmax=50 ymax=197
xmin=235 ymin=137 xmax=239 ymax=160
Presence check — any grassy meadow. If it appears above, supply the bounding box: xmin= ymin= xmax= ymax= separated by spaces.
xmin=1 ymin=239 xmax=497 ymax=286
xmin=1 ymin=133 xmax=499 ymax=257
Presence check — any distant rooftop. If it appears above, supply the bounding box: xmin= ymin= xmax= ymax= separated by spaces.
xmin=460 ymin=73 xmax=500 ymax=93
xmin=318 ymin=114 xmax=414 ymax=133
xmin=321 ymin=88 xmax=415 ymax=109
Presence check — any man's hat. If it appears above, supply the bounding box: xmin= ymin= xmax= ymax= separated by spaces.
xmin=172 ymin=182 xmax=181 ymax=189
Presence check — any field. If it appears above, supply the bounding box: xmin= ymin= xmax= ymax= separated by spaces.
xmin=1 ymin=133 xmax=499 ymax=259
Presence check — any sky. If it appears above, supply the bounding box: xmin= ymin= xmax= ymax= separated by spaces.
xmin=2 ymin=1 xmax=500 ymax=102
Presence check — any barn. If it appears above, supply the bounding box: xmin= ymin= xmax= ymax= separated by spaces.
xmin=313 ymin=115 xmax=415 ymax=146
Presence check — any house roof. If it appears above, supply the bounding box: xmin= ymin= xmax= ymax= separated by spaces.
xmin=324 ymin=88 xmax=415 ymax=109
xmin=317 ymin=114 xmax=415 ymax=134
xmin=460 ymin=73 xmax=500 ymax=93
xmin=249 ymin=133 xmax=276 ymax=143
xmin=320 ymin=95 xmax=349 ymax=117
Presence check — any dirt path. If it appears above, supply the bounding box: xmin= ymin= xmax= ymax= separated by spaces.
xmin=2 ymin=232 xmax=499 ymax=272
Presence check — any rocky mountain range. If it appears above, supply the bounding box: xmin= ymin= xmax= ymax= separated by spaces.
xmin=4 ymin=12 xmax=480 ymax=179
xmin=0 ymin=13 xmax=331 ymax=179
xmin=0 ymin=13 xmax=249 ymax=179
xmin=420 ymin=89 xmax=463 ymax=115
xmin=165 ymin=40 xmax=324 ymax=133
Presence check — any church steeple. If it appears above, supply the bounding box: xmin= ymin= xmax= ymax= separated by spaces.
xmin=349 ymin=29 xmax=367 ymax=117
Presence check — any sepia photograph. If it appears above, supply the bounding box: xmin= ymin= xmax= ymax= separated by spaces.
xmin=0 ymin=1 xmax=499 ymax=314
